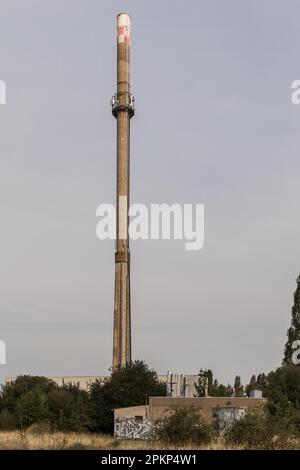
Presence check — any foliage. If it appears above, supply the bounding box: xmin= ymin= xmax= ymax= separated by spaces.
xmin=0 ymin=376 xmax=56 ymax=412
xmin=195 ymin=369 xmax=233 ymax=397
xmin=2 ymin=360 xmax=300 ymax=446
xmin=88 ymin=360 xmax=166 ymax=433
xmin=225 ymin=392 xmax=300 ymax=449
xmin=0 ymin=376 xmax=91 ymax=432
xmin=0 ymin=363 xmax=166 ymax=434
xmin=283 ymin=274 xmax=300 ymax=366
xmin=245 ymin=373 xmax=268 ymax=397
xmin=225 ymin=407 xmax=269 ymax=448
xmin=153 ymin=407 xmax=212 ymax=445
xmin=195 ymin=369 xmax=212 ymax=396
xmin=267 ymin=366 xmax=300 ymax=409
xmin=234 ymin=376 xmax=244 ymax=397
xmin=0 ymin=409 xmax=16 ymax=430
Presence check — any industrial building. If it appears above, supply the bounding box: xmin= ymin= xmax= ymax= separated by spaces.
xmin=5 ymin=373 xmax=198 ymax=398
xmin=114 ymin=396 xmax=266 ymax=439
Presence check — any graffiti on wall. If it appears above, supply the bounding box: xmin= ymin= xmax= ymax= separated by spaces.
xmin=114 ymin=418 xmax=153 ymax=439
xmin=213 ymin=406 xmax=248 ymax=435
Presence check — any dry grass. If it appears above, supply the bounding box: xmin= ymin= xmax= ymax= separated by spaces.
xmin=0 ymin=431 xmax=239 ymax=450
xmin=0 ymin=431 xmax=111 ymax=450
xmin=2 ymin=430 xmax=299 ymax=450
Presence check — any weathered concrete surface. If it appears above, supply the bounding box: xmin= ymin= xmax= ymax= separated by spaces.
xmin=114 ymin=396 xmax=266 ymax=439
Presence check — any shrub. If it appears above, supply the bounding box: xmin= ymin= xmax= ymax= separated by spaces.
xmin=225 ymin=402 xmax=300 ymax=449
xmin=225 ymin=407 xmax=270 ymax=449
xmin=153 ymin=407 xmax=212 ymax=445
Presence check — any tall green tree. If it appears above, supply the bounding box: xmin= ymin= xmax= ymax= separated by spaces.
xmin=195 ymin=369 xmax=232 ymax=397
xmin=245 ymin=375 xmax=257 ymax=396
xmin=195 ymin=369 xmax=212 ymax=397
xmin=245 ymin=373 xmax=268 ymax=397
xmin=257 ymin=373 xmax=268 ymax=396
xmin=283 ymin=274 xmax=300 ymax=365
xmin=234 ymin=376 xmax=244 ymax=397
xmin=212 ymin=382 xmax=233 ymax=397
xmin=267 ymin=366 xmax=300 ymax=409
xmin=88 ymin=360 xmax=166 ymax=433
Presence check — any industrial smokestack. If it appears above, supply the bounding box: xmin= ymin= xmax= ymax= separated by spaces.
xmin=111 ymin=13 xmax=135 ymax=370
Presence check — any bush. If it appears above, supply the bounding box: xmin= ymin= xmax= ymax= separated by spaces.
xmin=225 ymin=407 xmax=270 ymax=448
xmin=153 ymin=407 xmax=212 ymax=445
xmin=0 ymin=376 xmax=91 ymax=432
xmin=225 ymin=401 xmax=300 ymax=449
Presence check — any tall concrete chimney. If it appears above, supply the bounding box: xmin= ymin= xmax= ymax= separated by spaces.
xmin=111 ymin=13 xmax=135 ymax=370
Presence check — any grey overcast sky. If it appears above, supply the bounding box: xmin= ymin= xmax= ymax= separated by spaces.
xmin=0 ymin=0 xmax=300 ymax=386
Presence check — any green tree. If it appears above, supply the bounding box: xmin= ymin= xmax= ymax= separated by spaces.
xmin=88 ymin=360 xmax=166 ymax=433
xmin=195 ymin=369 xmax=232 ymax=397
xmin=195 ymin=369 xmax=212 ymax=396
xmin=0 ymin=376 xmax=56 ymax=413
xmin=47 ymin=384 xmax=91 ymax=432
xmin=283 ymin=274 xmax=300 ymax=365
xmin=0 ymin=409 xmax=16 ymax=430
xmin=267 ymin=366 xmax=300 ymax=409
xmin=245 ymin=375 xmax=257 ymax=396
xmin=0 ymin=376 xmax=91 ymax=432
xmin=234 ymin=376 xmax=244 ymax=397
xmin=245 ymin=373 xmax=268 ymax=397
xmin=210 ymin=379 xmax=233 ymax=397
xmin=16 ymin=388 xmax=49 ymax=428
xmin=257 ymin=373 xmax=268 ymax=395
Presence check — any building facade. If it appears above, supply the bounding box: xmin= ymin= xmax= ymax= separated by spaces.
xmin=114 ymin=396 xmax=266 ymax=439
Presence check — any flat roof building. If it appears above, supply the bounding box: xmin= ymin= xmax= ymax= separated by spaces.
xmin=114 ymin=396 xmax=266 ymax=439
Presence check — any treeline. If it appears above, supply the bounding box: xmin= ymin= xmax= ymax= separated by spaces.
xmin=156 ymin=366 xmax=300 ymax=449
xmin=2 ymin=360 xmax=300 ymax=443
xmin=196 ymin=366 xmax=300 ymax=406
xmin=196 ymin=369 xmax=268 ymax=397
xmin=0 ymin=361 xmax=166 ymax=433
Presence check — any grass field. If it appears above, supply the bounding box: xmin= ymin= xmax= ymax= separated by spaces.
xmin=0 ymin=431 xmax=237 ymax=450
xmin=0 ymin=430 xmax=299 ymax=450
